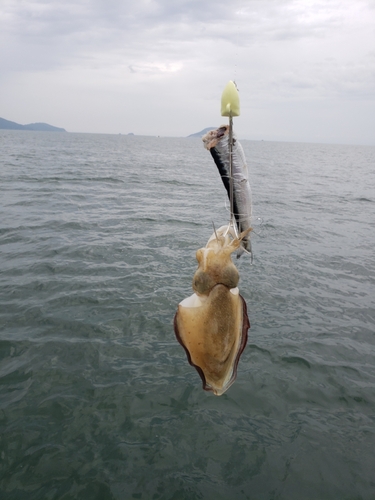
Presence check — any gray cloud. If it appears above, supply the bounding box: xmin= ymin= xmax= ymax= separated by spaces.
xmin=1 ymin=0 xmax=374 ymax=144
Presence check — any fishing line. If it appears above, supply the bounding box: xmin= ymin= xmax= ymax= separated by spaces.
xmin=229 ymin=5 xmax=246 ymax=235
xmin=228 ymin=114 xmax=238 ymax=237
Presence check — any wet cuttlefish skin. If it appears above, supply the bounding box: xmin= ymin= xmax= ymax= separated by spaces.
xmin=174 ymin=226 xmax=250 ymax=396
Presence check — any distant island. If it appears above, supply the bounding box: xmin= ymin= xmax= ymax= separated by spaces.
xmin=187 ymin=127 xmax=215 ymax=138
xmin=0 ymin=117 xmax=66 ymax=132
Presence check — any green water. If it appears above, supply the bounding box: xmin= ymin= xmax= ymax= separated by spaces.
xmin=1 ymin=131 xmax=375 ymax=499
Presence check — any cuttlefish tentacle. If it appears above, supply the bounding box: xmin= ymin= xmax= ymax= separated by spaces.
xmin=174 ymin=225 xmax=251 ymax=396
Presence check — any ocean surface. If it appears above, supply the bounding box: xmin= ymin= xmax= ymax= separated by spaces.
xmin=0 ymin=130 xmax=374 ymax=500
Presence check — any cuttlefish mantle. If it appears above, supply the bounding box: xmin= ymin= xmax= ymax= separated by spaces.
xmin=174 ymin=226 xmax=250 ymax=396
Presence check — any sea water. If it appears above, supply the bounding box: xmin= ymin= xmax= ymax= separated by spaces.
xmin=0 ymin=130 xmax=375 ymax=499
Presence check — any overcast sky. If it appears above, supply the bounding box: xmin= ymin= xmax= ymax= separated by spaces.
xmin=1 ymin=0 xmax=375 ymax=144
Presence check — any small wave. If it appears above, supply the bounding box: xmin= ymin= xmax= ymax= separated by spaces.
xmin=158 ymin=179 xmax=198 ymax=187
xmin=281 ymin=356 xmax=311 ymax=369
xmin=354 ymin=197 xmax=373 ymax=203
xmin=248 ymin=343 xmax=272 ymax=358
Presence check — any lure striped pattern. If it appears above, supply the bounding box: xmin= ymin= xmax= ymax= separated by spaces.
xmin=203 ymin=125 xmax=253 ymax=260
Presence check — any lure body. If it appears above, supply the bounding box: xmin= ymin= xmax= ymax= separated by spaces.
xmin=203 ymin=126 xmax=252 ymax=259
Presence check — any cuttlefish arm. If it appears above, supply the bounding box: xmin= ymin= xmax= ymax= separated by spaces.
xmin=174 ymin=226 xmax=251 ymax=396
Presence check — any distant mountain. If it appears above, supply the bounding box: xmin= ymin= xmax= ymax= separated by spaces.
xmin=187 ymin=127 xmax=215 ymax=138
xmin=0 ymin=117 xmax=66 ymax=132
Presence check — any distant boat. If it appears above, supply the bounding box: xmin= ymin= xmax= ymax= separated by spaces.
xmin=0 ymin=117 xmax=66 ymax=132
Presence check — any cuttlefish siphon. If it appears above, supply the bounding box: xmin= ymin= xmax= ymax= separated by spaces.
xmin=174 ymin=225 xmax=251 ymax=396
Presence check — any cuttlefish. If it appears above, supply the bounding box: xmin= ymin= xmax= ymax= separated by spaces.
xmin=174 ymin=226 xmax=250 ymax=396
